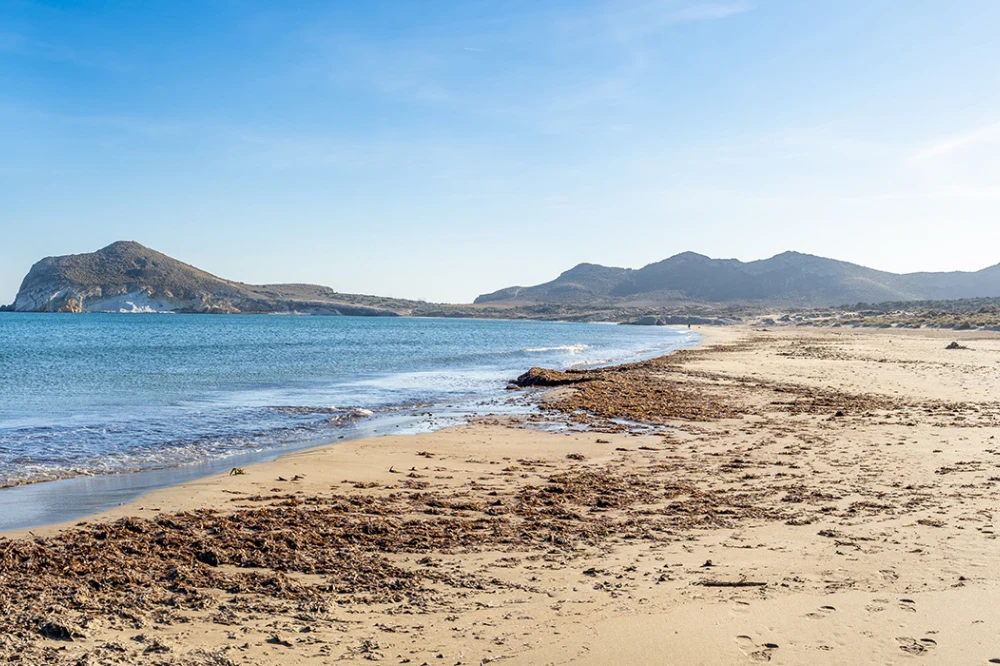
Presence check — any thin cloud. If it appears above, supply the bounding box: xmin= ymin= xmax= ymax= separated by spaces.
xmin=304 ymin=0 xmax=752 ymax=101
xmin=845 ymin=186 xmax=1000 ymax=202
xmin=0 ymin=30 xmax=131 ymax=72
xmin=604 ymin=1 xmax=754 ymax=42
xmin=0 ymin=104 xmax=190 ymax=138
xmin=0 ymin=31 xmax=72 ymax=61
xmin=668 ymin=2 xmax=756 ymax=22
xmin=909 ymin=121 xmax=1000 ymax=163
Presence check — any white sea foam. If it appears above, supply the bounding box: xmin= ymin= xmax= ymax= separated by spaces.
xmin=523 ymin=344 xmax=590 ymax=354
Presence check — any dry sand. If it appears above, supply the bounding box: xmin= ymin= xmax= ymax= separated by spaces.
xmin=2 ymin=326 xmax=999 ymax=665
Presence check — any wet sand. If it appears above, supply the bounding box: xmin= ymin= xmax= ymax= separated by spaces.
xmin=0 ymin=409 xmax=484 ymax=532
xmin=3 ymin=326 xmax=1000 ymax=664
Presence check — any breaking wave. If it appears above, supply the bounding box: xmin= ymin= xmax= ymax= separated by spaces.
xmin=523 ymin=344 xmax=590 ymax=354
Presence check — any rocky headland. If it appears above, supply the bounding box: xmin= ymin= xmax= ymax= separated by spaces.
xmin=8 ymin=241 xmax=406 ymax=315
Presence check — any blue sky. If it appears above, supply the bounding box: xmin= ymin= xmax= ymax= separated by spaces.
xmin=3 ymin=1 xmax=1000 ymax=303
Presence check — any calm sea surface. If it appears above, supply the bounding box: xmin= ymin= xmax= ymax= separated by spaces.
xmin=0 ymin=314 xmax=696 ymax=490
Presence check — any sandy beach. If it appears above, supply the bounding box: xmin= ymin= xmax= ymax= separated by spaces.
xmin=3 ymin=326 xmax=1000 ymax=665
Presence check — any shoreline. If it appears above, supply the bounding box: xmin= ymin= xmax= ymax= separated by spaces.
xmin=4 ymin=324 xmax=997 ymax=665
xmin=0 ymin=326 xmax=710 ymax=535
xmin=0 ymin=407 xmax=461 ymax=535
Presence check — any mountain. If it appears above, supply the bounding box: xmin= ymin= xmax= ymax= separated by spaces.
xmin=476 ymin=251 xmax=1000 ymax=307
xmin=8 ymin=241 xmax=412 ymax=315
xmin=12 ymin=243 xmax=1000 ymax=316
xmin=479 ymin=263 xmax=632 ymax=303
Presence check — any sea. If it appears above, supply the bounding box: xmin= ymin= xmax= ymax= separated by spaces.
xmin=0 ymin=313 xmax=697 ymax=529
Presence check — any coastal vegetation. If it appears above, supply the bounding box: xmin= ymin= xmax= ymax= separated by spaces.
xmin=758 ymin=297 xmax=1000 ymax=331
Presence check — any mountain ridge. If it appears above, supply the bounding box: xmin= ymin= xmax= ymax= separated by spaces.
xmin=8 ymin=242 xmax=1000 ymax=314
xmin=475 ymin=251 xmax=1000 ymax=307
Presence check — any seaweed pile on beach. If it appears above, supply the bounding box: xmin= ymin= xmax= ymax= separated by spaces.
xmin=0 ymin=449 xmax=808 ymax=665
xmin=518 ymin=336 xmax=999 ymax=430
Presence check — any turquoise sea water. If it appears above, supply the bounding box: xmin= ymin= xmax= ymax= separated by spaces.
xmin=0 ymin=314 xmax=696 ymax=491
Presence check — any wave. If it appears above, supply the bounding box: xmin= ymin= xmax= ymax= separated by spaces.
xmin=0 ymin=317 xmax=699 ymax=494
xmin=267 ymin=406 xmax=374 ymax=419
xmin=523 ymin=344 xmax=590 ymax=354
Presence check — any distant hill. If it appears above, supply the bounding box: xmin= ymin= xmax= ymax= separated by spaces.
xmin=475 ymin=251 xmax=1000 ymax=308
xmin=8 ymin=241 xmax=419 ymax=315
xmin=12 ymin=243 xmax=1000 ymax=317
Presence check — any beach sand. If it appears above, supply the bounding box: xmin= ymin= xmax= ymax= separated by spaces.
xmin=3 ymin=326 xmax=999 ymax=664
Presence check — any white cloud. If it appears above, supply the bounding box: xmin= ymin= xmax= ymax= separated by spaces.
xmin=666 ymin=2 xmax=755 ymax=23
xmin=301 ymin=0 xmax=752 ymax=114
xmin=604 ymin=1 xmax=754 ymax=42
xmin=909 ymin=121 xmax=1000 ymax=163
xmin=0 ymin=30 xmax=131 ymax=71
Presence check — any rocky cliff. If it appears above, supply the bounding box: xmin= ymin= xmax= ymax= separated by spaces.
xmin=10 ymin=241 xmax=403 ymax=315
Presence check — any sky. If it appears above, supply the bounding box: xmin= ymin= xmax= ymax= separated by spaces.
xmin=2 ymin=0 xmax=1000 ymax=304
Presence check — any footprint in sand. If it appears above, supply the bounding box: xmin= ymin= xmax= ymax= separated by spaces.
xmin=897 ymin=637 xmax=937 ymax=655
xmin=805 ymin=605 xmax=837 ymax=619
xmin=899 ymin=598 xmax=917 ymax=613
xmin=866 ymin=598 xmax=889 ymax=613
xmin=735 ymin=635 xmax=778 ymax=662
xmin=732 ymin=601 xmax=752 ymax=615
